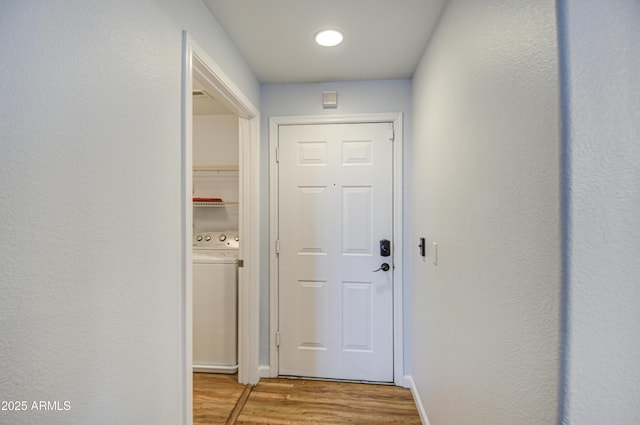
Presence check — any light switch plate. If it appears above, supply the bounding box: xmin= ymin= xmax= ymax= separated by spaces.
xmin=432 ymin=242 xmax=438 ymax=265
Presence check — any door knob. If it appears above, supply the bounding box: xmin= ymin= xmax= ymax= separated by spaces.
xmin=373 ymin=263 xmax=390 ymax=272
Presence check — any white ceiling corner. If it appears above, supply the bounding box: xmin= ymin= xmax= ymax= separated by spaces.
xmin=202 ymin=0 xmax=446 ymax=84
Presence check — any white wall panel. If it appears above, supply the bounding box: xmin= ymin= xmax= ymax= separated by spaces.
xmin=410 ymin=1 xmax=561 ymax=424
xmin=560 ymin=1 xmax=640 ymax=423
xmin=193 ymin=115 xmax=239 ymax=166
xmin=0 ymin=1 xmax=259 ymax=423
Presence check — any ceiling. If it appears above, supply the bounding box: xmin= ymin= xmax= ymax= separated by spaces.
xmin=202 ymin=0 xmax=446 ymax=84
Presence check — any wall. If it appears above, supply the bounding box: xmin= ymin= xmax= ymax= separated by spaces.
xmin=193 ymin=115 xmax=239 ymax=167
xmin=193 ymin=115 xmax=240 ymax=233
xmin=559 ymin=0 xmax=640 ymax=423
xmin=410 ymin=0 xmax=561 ymax=424
xmin=0 ymin=1 xmax=259 ymax=424
xmin=260 ymin=80 xmax=412 ymax=368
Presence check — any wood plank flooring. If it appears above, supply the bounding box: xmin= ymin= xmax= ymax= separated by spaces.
xmin=193 ymin=373 xmax=422 ymax=425
xmin=193 ymin=373 xmax=246 ymax=425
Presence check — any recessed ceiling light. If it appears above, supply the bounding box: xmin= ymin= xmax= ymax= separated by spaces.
xmin=314 ymin=29 xmax=343 ymax=47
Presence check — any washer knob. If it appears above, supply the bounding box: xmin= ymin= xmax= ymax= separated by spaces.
xmin=196 ymin=235 xmax=203 ymax=242
xmin=219 ymin=234 xmax=227 ymax=242
xmin=205 ymin=235 xmax=211 ymax=241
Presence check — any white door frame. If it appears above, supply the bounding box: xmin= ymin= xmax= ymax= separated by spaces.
xmin=269 ymin=113 xmax=405 ymax=386
xmin=181 ymin=32 xmax=261 ymax=425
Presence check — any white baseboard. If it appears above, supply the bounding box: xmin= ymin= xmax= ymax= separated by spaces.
xmin=405 ymin=375 xmax=431 ymax=425
xmin=193 ymin=364 xmax=237 ymax=374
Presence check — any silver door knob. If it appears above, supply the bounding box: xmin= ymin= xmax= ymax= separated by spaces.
xmin=373 ymin=263 xmax=390 ymax=272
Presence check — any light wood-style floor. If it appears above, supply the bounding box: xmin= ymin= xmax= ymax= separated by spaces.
xmin=193 ymin=373 xmax=422 ymax=425
xmin=193 ymin=373 xmax=246 ymax=425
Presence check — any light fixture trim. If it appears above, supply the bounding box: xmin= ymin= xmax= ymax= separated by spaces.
xmin=314 ymin=29 xmax=343 ymax=47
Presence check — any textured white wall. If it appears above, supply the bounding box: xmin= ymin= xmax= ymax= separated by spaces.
xmin=0 ymin=1 xmax=258 ymax=424
xmin=260 ymin=80 xmax=412 ymax=368
xmin=193 ymin=115 xmax=239 ymax=167
xmin=410 ymin=1 xmax=561 ymax=424
xmin=560 ymin=1 xmax=640 ymax=423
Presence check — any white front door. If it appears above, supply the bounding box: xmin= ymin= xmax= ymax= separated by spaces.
xmin=277 ymin=122 xmax=394 ymax=382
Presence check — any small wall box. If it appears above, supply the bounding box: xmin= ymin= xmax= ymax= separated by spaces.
xmin=323 ymin=91 xmax=338 ymax=108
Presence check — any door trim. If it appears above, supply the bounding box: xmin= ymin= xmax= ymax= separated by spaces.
xmin=268 ymin=113 xmax=404 ymax=386
xmin=182 ymin=32 xmax=261 ymax=425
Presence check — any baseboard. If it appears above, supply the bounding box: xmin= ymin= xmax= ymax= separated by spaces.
xmin=193 ymin=364 xmax=237 ymax=374
xmin=258 ymin=364 xmax=272 ymax=378
xmin=405 ymin=375 xmax=431 ymax=425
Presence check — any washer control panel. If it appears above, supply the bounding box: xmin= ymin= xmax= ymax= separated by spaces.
xmin=193 ymin=231 xmax=239 ymax=249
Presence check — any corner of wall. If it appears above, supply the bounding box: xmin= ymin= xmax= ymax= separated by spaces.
xmin=406 ymin=375 xmax=431 ymax=425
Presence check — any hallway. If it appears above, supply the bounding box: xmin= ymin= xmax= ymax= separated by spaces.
xmin=2 ymin=1 xmax=638 ymax=424
xmin=193 ymin=373 xmax=421 ymax=424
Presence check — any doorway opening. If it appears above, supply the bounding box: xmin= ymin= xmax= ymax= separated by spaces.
xmin=191 ymin=75 xmax=240 ymax=376
xmin=182 ymin=32 xmax=261 ymax=425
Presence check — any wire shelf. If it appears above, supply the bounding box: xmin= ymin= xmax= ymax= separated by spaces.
xmin=193 ymin=201 xmax=239 ymax=208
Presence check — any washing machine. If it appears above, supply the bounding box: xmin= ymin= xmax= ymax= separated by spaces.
xmin=192 ymin=230 xmax=239 ymax=374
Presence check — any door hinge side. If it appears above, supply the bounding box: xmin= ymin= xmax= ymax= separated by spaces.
xmin=275 ymin=239 xmax=280 ymax=254
xmin=389 ymin=124 xmax=395 ymax=142
xmin=275 ymin=147 xmax=280 ymax=163
xmin=237 ymin=259 xmax=244 ymax=268
xmin=276 ymin=331 xmax=280 ymax=347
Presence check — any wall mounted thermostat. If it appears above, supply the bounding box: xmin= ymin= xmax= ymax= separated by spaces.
xmin=323 ymin=90 xmax=338 ymax=108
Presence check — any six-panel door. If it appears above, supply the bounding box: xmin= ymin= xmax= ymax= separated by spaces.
xmin=277 ymin=122 xmax=394 ymax=382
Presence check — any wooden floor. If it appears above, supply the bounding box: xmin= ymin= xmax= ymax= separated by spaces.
xmin=193 ymin=373 xmax=246 ymax=425
xmin=193 ymin=373 xmax=422 ymax=425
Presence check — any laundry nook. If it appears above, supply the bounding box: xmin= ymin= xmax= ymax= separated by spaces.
xmin=191 ymin=81 xmax=240 ymax=374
